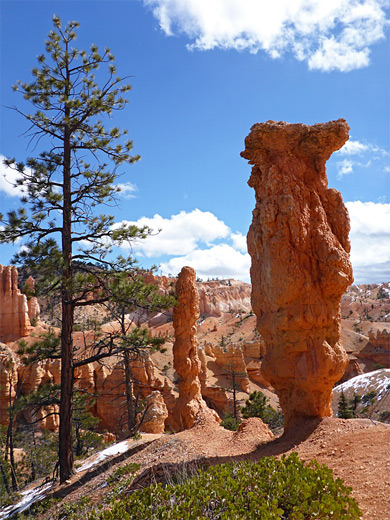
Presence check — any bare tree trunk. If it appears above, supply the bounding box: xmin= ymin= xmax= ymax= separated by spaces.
xmin=124 ymin=350 xmax=136 ymax=435
xmin=7 ymin=416 xmax=18 ymax=492
xmin=59 ymin=89 xmax=74 ymax=482
xmin=0 ymin=458 xmax=10 ymax=495
xmin=232 ymin=371 xmax=238 ymax=420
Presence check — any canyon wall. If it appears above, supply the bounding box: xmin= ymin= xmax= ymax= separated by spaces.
xmin=242 ymin=119 xmax=354 ymax=428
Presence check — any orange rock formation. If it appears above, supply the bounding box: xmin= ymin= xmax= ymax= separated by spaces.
xmin=0 ymin=265 xmax=33 ymax=341
xmin=172 ymin=266 xmax=219 ymax=430
xmin=359 ymin=329 xmax=390 ymax=368
xmin=140 ymin=390 xmax=168 ymax=434
xmin=242 ymin=119 xmax=354 ymax=428
xmin=24 ymin=276 xmax=40 ymax=323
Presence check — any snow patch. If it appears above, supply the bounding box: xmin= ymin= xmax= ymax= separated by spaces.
xmin=76 ymin=439 xmax=130 ymax=473
xmin=0 ymin=482 xmax=53 ymax=519
xmin=336 ymin=369 xmax=390 ymax=397
xmin=0 ymin=440 xmax=136 ymax=519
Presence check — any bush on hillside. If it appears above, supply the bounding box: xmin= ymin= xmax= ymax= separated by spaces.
xmin=91 ymin=453 xmax=362 ymax=519
xmin=240 ymin=390 xmax=284 ymax=432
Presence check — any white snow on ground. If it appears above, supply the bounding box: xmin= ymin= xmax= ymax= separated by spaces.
xmin=0 ymin=439 xmax=131 ymax=519
xmin=76 ymin=439 xmax=130 ymax=473
xmin=0 ymin=482 xmax=53 ymax=519
xmin=336 ymin=369 xmax=390 ymax=396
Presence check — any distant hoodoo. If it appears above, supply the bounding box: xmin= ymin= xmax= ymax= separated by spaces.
xmin=0 ymin=265 xmax=38 ymax=341
xmin=242 ymin=119 xmax=354 ymax=429
xmin=172 ymin=266 xmax=219 ymax=430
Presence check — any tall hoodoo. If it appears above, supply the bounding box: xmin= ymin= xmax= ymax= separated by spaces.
xmin=172 ymin=266 xmax=219 ymax=430
xmin=0 ymin=265 xmax=32 ymax=341
xmin=241 ymin=119 xmax=354 ymax=429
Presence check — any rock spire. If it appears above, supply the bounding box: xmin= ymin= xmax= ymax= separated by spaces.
xmin=172 ymin=266 xmax=219 ymax=430
xmin=0 ymin=265 xmax=33 ymax=341
xmin=242 ymin=119 xmax=354 ymax=428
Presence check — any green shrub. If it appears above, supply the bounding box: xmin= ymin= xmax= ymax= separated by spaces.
xmin=106 ymin=463 xmax=140 ymax=485
xmin=240 ymin=391 xmax=284 ymax=432
xmin=57 ymin=496 xmax=92 ymax=519
xmin=90 ymin=453 xmax=362 ymax=519
xmin=220 ymin=413 xmax=240 ymax=431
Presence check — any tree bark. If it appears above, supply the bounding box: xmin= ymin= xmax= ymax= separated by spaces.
xmin=0 ymin=458 xmax=10 ymax=495
xmin=59 ymin=71 xmax=74 ymax=482
xmin=124 ymin=349 xmax=136 ymax=435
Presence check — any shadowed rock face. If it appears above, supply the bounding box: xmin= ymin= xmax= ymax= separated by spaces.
xmin=172 ymin=266 xmax=219 ymax=430
xmin=241 ymin=120 xmax=354 ymax=429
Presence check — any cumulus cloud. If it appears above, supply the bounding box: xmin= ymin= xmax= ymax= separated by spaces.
xmin=336 ymin=137 xmax=389 ymax=178
xmin=339 ymin=139 xmax=370 ymax=155
xmin=231 ymin=231 xmax=247 ymax=252
xmin=116 ymin=209 xmax=230 ymax=257
xmin=160 ymin=243 xmax=251 ymax=281
xmin=347 ymin=201 xmax=390 ymax=282
xmin=0 ymin=155 xmax=26 ymax=197
xmin=114 ymin=204 xmax=389 ymax=283
xmin=339 ymin=139 xmax=389 ymax=156
xmin=115 ymin=209 xmax=250 ymax=280
xmin=143 ymin=0 xmax=389 ymax=71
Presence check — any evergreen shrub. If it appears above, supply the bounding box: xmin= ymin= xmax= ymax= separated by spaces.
xmin=90 ymin=453 xmax=362 ymax=519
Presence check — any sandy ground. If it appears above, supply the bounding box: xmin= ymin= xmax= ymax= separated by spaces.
xmin=40 ymin=416 xmax=390 ymax=520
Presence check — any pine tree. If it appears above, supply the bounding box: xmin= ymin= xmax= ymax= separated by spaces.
xmin=101 ymin=272 xmax=175 ymax=436
xmin=337 ymin=390 xmax=354 ymax=419
xmin=0 ymin=16 xmax=151 ymax=482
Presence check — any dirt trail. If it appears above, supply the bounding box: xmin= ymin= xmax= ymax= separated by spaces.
xmin=43 ymin=417 xmax=390 ymax=520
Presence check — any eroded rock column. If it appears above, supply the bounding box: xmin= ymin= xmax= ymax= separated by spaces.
xmin=241 ymin=120 xmax=354 ymax=429
xmin=172 ymin=266 xmax=219 ymax=430
xmin=0 ymin=265 xmax=32 ymax=341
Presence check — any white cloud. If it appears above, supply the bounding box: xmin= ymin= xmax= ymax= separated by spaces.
xmin=337 ymin=158 xmax=354 ymax=178
xmin=143 ymin=0 xmax=389 ymax=71
xmin=116 ymin=182 xmax=138 ymax=199
xmin=339 ymin=139 xmax=370 ymax=155
xmin=0 ymin=155 xmax=26 ymax=197
xmin=347 ymin=201 xmax=390 ymax=282
xmin=113 ymin=204 xmax=390 ymax=284
xmin=116 ymin=209 xmax=230 ymax=256
xmin=336 ymin=158 xmax=373 ymax=178
xmin=231 ymin=231 xmax=247 ymax=252
xmin=339 ymin=139 xmax=389 ymax=156
xmin=159 ymin=243 xmax=251 ymax=281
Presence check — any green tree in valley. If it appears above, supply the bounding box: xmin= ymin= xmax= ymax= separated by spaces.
xmin=101 ymin=272 xmax=174 ymax=436
xmin=0 ymin=16 xmax=158 ymax=482
xmin=240 ymin=390 xmax=284 ymax=432
xmin=337 ymin=390 xmax=354 ymax=419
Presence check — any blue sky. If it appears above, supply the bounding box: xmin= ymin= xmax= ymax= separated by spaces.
xmin=1 ymin=0 xmax=389 ymax=283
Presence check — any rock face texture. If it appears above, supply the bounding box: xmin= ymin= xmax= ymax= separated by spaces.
xmin=0 ymin=265 xmax=33 ymax=341
xmin=359 ymin=329 xmax=390 ymax=368
xmin=24 ymin=276 xmax=40 ymax=323
xmin=140 ymin=390 xmax=168 ymax=434
xmin=213 ymin=343 xmax=250 ymax=392
xmin=198 ymin=280 xmax=252 ymax=317
xmin=242 ymin=120 xmax=354 ymax=428
xmin=0 ymin=343 xmax=19 ymax=424
xmin=172 ymin=266 xmax=219 ymax=430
